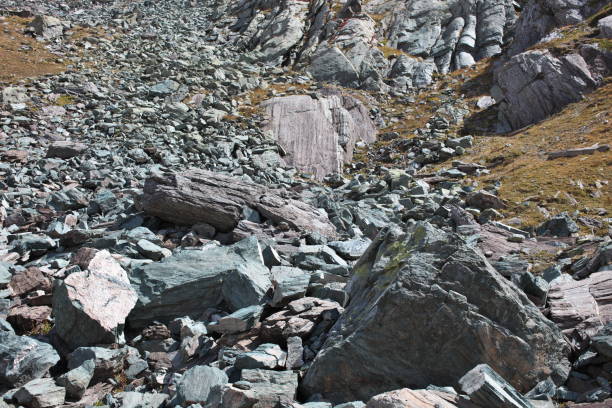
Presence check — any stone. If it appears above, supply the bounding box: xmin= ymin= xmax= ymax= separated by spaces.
xmin=142 ymin=170 xmax=337 ymax=237
xmin=270 ymin=266 xmax=310 ymax=307
xmin=240 ymin=369 xmax=298 ymax=408
xmin=599 ymin=15 xmax=612 ymax=38
xmin=128 ymin=237 xmax=271 ymax=329
xmin=53 ymin=250 xmax=137 ymax=349
xmin=0 ymin=332 xmax=60 ymax=388
xmin=234 ymin=344 xmax=286 ymax=370
xmin=136 ymin=239 xmax=171 ymax=261
xmin=118 ymin=392 xmax=169 ymax=408
xmin=55 ymin=359 xmax=94 ymax=400
xmin=175 ymin=365 xmax=228 ymax=405
xmin=466 ymin=190 xmax=507 ymax=210
xmin=14 ymin=378 xmax=65 ymax=408
xmin=46 ymin=141 xmax=87 ymax=159
xmin=260 ymin=90 xmax=376 ymax=180
xmin=6 ymin=305 xmax=51 ymax=334
xmin=548 ymin=272 xmax=612 ymax=337
xmin=328 ymin=238 xmax=372 ymax=261
xmin=286 ymin=336 xmax=304 ymax=370
xmin=28 ymin=15 xmax=63 ymax=40
xmin=67 ymin=347 xmax=126 ymax=381
xmin=365 ymin=388 xmax=460 ymax=408
xmin=209 ymin=305 xmax=263 ymax=334
xmin=301 ymin=223 xmax=570 ymax=402
xmin=536 ymin=213 xmax=579 ymax=237
xmin=459 ymin=364 xmax=534 ymax=408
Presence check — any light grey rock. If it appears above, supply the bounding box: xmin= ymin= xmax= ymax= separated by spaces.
xmin=286 ymin=336 xmax=304 ymax=370
xmin=209 ymin=305 xmax=263 ymax=334
xmin=261 ymin=90 xmax=376 ymax=180
xmin=55 ymin=359 xmax=94 ymax=400
xmin=0 ymin=332 xmax=60 ymax=388
xmin=53 ymin=250 xmax=138 ymax=349
xmin=176 ymin=365 xmax=228 ymax=405
xmin=14 ymin=378 xmax=65 ymax=408
xmin=28 ymin=15 xmax=64 ymax=40
xmin=388 ymin=56 xmax=437 ymax=90
xmin=118 ymin=392 xmax=169 ymax=408
xmin=494 ymin=50 xmax=602 ymax=131
xmin=240 ymin=369 xmax=298 ymax=408
xmin=128 ymin=236 xmax=271 ymax=329
xmin=136 ymin=239 xmax=171 ymax=261
xmin=459 ymin=364 xmax=534 ymax=408
xmin=599 ymin=15 xmax=612 ymax=38
xmin=271 ymin=266 xmax=310 ymax=307
xmin=301 ymin=222 xmax=570 ymax=402
xmin=235 ymin=344 xmax=286 ymax=371
xmin=328 ymin=238 xmax=372 ymax=261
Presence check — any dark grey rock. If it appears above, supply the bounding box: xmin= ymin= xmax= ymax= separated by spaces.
xmin=175 ymin=365 xmax=228 ymax=405
xmin=536 ymin=213 xmax=579 ymax=237
xmin=0 ymin=332 xmax=60 ymax=388
xmin=55 ymin=359 xmax=94 ymax=400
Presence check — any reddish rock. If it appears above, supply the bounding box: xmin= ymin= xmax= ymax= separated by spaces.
xmin=7 ymin=305 xmax=52 ymax=333
xmin=2 ymin=150 xmax=28 ymax=163
xmin=9 ymin=267 xmax=52 ymax=297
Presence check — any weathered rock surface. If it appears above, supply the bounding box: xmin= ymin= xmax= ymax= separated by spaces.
xmin=175 ymin=365 xmax=228 ymax=405
xmin=0 ymin=332 xmax=60 ymax=388
xmin=13 ymin=378 xmax=66 ymax=408
xmin=53 ymin=250 xmax=138 ymax=349
xmin=128 ymin=236 xmax=271 ymax=329
xmin=142 ymin=169 xmax=337 ymax=237
xmin=302 ymin=222 xmax=570 ymax=402
xmin=459 ymin=364 xmax=534 ymax=408
xmin=365 ymin=388 xmax=461 ymax=408
xmin=494 ymin=47 xmax=610 ymax=131
xmin=261 ymin=89 xmax=376 ymax=179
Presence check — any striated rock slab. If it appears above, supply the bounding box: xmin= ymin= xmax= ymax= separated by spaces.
xmin=53 ymin=250 xmax=138 ymax=350
xmin=548 ymin=271 xmax=612 ymax=337
xmin=261 ymin=89 xmax=376 ymax=180
xmin=142 ymin=169 xmax=337 ymax=237
xmin=302 ymin=222 xmax=570 ymax=403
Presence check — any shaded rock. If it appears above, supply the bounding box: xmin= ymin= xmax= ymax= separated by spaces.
xmin=8 ymin=267 xmax=51 ymax=297
xmin=239 ymin=369 xmax=298 ymax=408
xmin=301 ymin=222 xmax=570 ymax=402
xmin=14 ymin=378 xmax=65 ymax=408
xmin=142 ymin=169 xmax=337 ymax=237
xmin=67 ymin=347 xmax=126 ymax=382
xmin=6 ymin=305 xmax=51 ymax=334
xmin=128 ymin=236 xmax=271 ymax=329
xmin=46 ymin=141 xmax=87 ymax=159
xmin=536 ymin=213 xmax=579 ymax=237
xmin=55 ymin=359 xmax=94 ymax=400
xmin=53 ymin=250 xmax=137 ymax=349
xmin=261 ymin=90 xmax=376 ymax=180
xmin=459 ymin=364 xmax=534 ymax=408
xmin=175 ymin=365 xmax=228 ymax=405
xmin=0 ymin=332 xmax=60 ymax=388
xmin=466 ymin=190 xmax=507 ymax=210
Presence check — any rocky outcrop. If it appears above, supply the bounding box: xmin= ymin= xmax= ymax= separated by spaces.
xmin=509 ymin=0 xmax=609 ymax=55
xmin=301 ymin=222 xmax=570 ymax=402
xmin=494 ymin=46 xmax=610 ymax=131
xmin=141 ymin=169 xmax=337 ymax=238
xmin=128 ymin=236 xmax=271 ymax=329
xmin=53 ymin=250 xmax=138 ymax=350
xmin=261 ymin=89 xmax=376 ymax=179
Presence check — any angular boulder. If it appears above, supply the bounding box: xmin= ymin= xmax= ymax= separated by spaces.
xmin=128 ymin=236 xmax=271 ymax=329
xmin=366 ymin=388 xmax=460 ymax=408
xmin=141 ymin=169 xmax=337 ymax=237
xmin=0 ymin=332 xmax=60 ymax=388
xmin=13 ymin=378 xmax=65 ymax=408
xmin=459 ymin=364 xmax=534 ymax=408
xmin=261 ymin=89 xmax=376 ymax=180
xmin=175 ymin=365 xmax=228 ymax=405
xmin=53 ymin=250 xmax=138 ymax=350
xmin=301 ymin=222 xmax=570 ymax=402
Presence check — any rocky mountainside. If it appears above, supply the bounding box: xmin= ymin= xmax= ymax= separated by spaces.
xmin=0 ymin=0 xmax=611 ymax=407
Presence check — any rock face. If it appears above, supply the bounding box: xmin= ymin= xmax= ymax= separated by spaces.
xmin=0 ymin=332 xmax=60 ymax=388
xmin=128 ymin=236 xmax=271 ymax=329
xmin=141 ymin=169 xmax=337 ymax=237
xmin=301 ymin=222 xmax=570 ymax=402
xmin=494 ymin=47 xmax=609 ymax=131
xmin=53 ymin=250 xmax=138 ymax=350
xmin=261 ymin=89 xmax=376 ymax=179
xmin=509 ymin=0 xmax=609 ymax=55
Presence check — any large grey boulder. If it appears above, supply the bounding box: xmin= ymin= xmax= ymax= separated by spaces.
xmin=0 ymin=332 xmax=60 ymax=388
xmin=128 ymin=236 xmax=271 ymax=329
xmin=494 ymin=49 xmax=603 ymax=131
xmin=175 ymin=365 xmax=228 ymax=405
xmin=261 ymin=89 xmax=376 ymax=180
xmin=142 ymin=169 xmax=337 ymax=237
xmin=301 ymin=222 xmax=570 ymax=403
xmin=53 ymin=250 xmax=138 ymax=350
xmin=13 ymin=378 xmax=65 ymax=408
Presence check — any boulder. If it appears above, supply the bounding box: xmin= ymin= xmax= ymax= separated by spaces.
xmin=536 ymin=213 xmax=579 ymax=237
xmin=301 ymin=222 xmax=570 ymax=402
xmin=261 ymin=89 xmax=376 ymax=180
xmin=141 ymin=169 xmax=337 ymax=237
xmin=13 ymin=378 xmax=65 ymax=408
xmin=55 ymin=359 xmax=95 ymax=400
xmin=53 ymin=250 xmax=138 ymax=349
xmin=0 ymin=332 xmax=60 ymax=388
xmin=365 ymin=388 xmax=460 ymax=408
xmin=239 ymin=369 xmax=299 ymax=408
xmin=67 ymin=347 xmax=126 ymax=382
xmin=175 ymin=365 xmax=228 ymax=405
xmin=128 ymin=236 xmax=271 ymax=329
xmin=46 ymin=141 xmax=87 ymax=159
xmin=208 ymin=305 xmax=263 ymax=334
xmin=28 ymin=15 xmax=64 ymax=40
